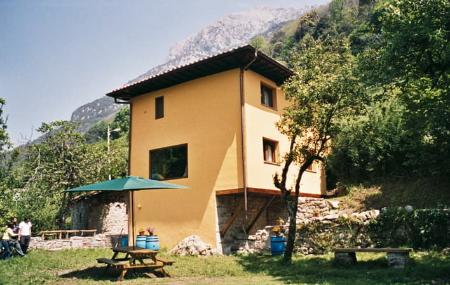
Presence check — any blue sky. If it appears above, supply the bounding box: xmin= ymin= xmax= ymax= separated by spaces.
xmin=0 ymin=0 xmax=328 ymax=145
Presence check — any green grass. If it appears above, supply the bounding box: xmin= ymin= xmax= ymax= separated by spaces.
xmin=0 ymin=249 xmax=449 ymax=284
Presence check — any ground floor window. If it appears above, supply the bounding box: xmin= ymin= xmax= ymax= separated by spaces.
xmin=150 ymin=144 xmax=188 ymax=180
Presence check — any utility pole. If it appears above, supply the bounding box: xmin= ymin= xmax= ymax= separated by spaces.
xmin=107 ymin=125 xmax=121 ymax=180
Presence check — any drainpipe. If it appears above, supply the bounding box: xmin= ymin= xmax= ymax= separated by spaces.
xmin=114 ymin=97 xmax=134 ymax=246
xmin=239 ymin=49 xmax=258 ymax=217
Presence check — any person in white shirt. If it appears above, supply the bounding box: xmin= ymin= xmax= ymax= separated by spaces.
xmin=19 ymin=218 xmax=32 ymax=254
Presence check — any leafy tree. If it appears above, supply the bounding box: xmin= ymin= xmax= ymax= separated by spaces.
xmin=374 ymin=0 xmax=450 ymax=177
xmin=250 ymin=36 xmax=267 ymax=49
xmin=84 ymin=120 xmax=109 ymax=143
xmin=22 ymin=121 xmax=88 ymax=228
xmin=0 ymin=98 xmax=12 ymax=227
xmin=0 ymin=98 xmax=9 ymax=151
xmin=334 ymin=0 xmax=450 ymax=179
xmin=15 ymin=120 xmax=128 ymax=231
xmin=110 ymin=107 xmax=130 ymax=139
xmin=274 ymin=36 xmax=364 ymax=263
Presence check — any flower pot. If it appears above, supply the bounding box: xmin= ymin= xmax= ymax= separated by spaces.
xmin=270 ymin=236 xmax=286 ymax=256
xmin=145 ymin=235 xmax=160 ymax=251
xmin=136 ymin=235 xmax=147 ymax=248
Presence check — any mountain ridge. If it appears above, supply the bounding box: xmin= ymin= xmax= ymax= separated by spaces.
xmin=70 ymin=6 xmax=305 ymax=133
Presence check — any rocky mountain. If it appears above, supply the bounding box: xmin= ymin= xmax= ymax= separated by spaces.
xmin=70 ymin=7 xmax=305 ymax=132
xmin=128 ymin=7 xmax=303 ymax=85
xmin=70 ymin=96 xmax=122 ymax=133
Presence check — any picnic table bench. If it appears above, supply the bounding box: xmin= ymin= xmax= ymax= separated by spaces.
xmin=333 ymin=248 xmax=413 ymax=268
xmin=97 ymin=246 xmax=174 ymax=281
xmin=39 ymin=229 xmax=97 ymax=240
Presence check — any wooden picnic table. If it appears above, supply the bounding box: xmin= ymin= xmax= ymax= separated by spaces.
xmin=97 ymin=246 xmax=174 ymax=281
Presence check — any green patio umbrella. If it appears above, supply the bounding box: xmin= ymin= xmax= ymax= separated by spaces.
xmin=66 ymin=176 xmax=186 ymax=192
xmin=66 ymin=176 xmax=187 ymax=247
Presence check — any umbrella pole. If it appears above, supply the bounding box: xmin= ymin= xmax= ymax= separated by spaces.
xmin=131 ymin=191 xmax=135 ymax=249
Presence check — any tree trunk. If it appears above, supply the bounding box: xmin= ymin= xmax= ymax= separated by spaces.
xmin=283 ymin=195 xmax=299 ymax=264
xmin=57 ymin=192 xmax=69 ymax=229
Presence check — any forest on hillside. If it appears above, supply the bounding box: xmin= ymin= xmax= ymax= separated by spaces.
xmin=0 ymin=0 xmax=449 ymax=232
xmin=252 ymin=0 xmax=449 ymax=183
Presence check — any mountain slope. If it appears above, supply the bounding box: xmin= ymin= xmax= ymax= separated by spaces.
xmin=70 ymin=7 xmax=305 ymax=132
xmin=70 ymin=96 xmax=122 ymax=133
xmin=128 ymin=7 xmax=303 ymax=85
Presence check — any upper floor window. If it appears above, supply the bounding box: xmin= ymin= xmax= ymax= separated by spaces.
xmin=306 ymin=161 xmax=315 ymax=172
xmin=263 ymin=138 xmax=279 ymax=164
xmin=260 ymin=84 xmax=276 ymax=109
xmin=150 ymin=144 xmax=188 ymax=180
xmin=155 ymin=96 xmax=164 ymax=119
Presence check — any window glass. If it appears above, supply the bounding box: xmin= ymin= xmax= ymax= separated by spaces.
xmin=263 ymin=139 xmax=278 ymax=163
xmin=150 ymin=144 xmax=187 ymax=180
xmin=155 ymin=96 xmax=164 ymax=119
xmin=261 ymin=84 xmax=275 ymax=108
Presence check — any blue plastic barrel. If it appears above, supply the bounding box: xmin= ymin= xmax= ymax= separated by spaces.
xmin=120 ymin=235 xmax=128 ymax=247
xmin=270 ymin=236 xmax=286 ymax=256
xmin=145 ymin=236 xmax=160 ymax=251
xmin=136 ymin=235 xmax=147 ymax=248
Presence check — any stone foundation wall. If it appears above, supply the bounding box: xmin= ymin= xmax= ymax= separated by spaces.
xmin=70 ymin=192 xmax=128 ymax=235
xmin=235 ymin=197 xmax=380 ymax=255
xmin=217 ymin=193 xmax=288 ymax=254
xmin=28 ymin=234 xmax=125 ymax=251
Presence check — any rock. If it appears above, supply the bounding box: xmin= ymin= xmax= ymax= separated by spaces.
xmin=405 ymin=205 xmax=414 ymax=213
xmin=170 ymin=235 xmax=216 ymax=256
xmin=324 ymin=214 xmax=339 ymax=220
xmin=327 ymin=200 xmax=340 ymax=209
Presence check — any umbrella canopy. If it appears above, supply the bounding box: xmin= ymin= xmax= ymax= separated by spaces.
xmin=66 ymin=176 xmax=187 ymax=192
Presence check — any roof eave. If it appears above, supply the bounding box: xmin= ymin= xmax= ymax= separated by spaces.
xmin=106 ymin=45 xmax=293 ymax=100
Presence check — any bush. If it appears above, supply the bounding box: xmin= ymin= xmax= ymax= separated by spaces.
xmin=369 ymin=207 xmax=450 ymax=249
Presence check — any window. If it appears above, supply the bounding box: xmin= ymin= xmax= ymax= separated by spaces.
xmin=260 ymin=84 xmax=275 ymax=109
xmin=306 ymin=161 xmax=315 ymax=172
xmin=263 ymin=138 xmax=278 ymax=164
xmin=150 ymin=144 xmax=187 ymax=180
xmin=155 ymin=96 xmax=164 ymax=119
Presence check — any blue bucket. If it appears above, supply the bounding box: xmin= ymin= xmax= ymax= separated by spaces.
xmin=120 ymin=235 xmax=128 ymax=247
xmin=136 ymin=235 xmax=147 ymax=248
xmin=270 ymin=236 xmax=286 ymax=256
xmin=145 ymin=235 xmax=160 ymax=251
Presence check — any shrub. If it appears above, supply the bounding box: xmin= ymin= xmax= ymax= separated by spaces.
xmin=369 ymin=207 xmax=450 ymax=249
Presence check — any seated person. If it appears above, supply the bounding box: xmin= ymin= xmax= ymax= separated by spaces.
xmin=1 ymin=223 xmax=24 ymax=258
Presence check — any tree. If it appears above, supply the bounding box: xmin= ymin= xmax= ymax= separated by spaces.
xmin=14 ymin=120 xmax=128 ymax=232
xmin=84 ymin=120 xmax=109 ymax=143
xmin=23 ymin=121 xmax=87 ymax=228
xmin=0 ymin=97 xmax=12 ymax=227
xmin=110 ymin=107 xmax=130 ymax=139
xmin=274 ymin=36 xmax=364 ymax=263
xmin=348 ymin=0 xmax=450 ymax=178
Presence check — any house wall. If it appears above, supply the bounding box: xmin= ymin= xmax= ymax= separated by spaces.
xmin=129 ymin=69 xmax=243 ymax=248
xmin=243 ymin=70 xmax=325 ymax=196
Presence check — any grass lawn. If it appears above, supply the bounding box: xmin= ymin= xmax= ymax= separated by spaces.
xmin=0 ymin=249 xmax=449 ymax=284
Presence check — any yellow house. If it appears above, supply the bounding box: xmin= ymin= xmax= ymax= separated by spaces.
xmin=107 ymin=45 xmax=326 ymax=253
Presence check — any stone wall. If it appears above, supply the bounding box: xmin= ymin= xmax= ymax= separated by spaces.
xmin=28 ymin=234 xmax=125 ymax=251
xmin=236 ymin=197 xmax=380 ymax=254
xmin=70 ymin=191 xmax=128 ymax=235
xmin=217 ymin=193 xmax=288 ymax=254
